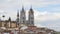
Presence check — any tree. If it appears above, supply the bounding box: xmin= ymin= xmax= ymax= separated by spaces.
xmin=2 ymin=15 xmax=5 ymax=21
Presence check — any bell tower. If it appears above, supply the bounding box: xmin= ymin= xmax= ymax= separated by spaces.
xmin=28 ymin=6 xmax=34 ymax=26
xmin=20 ymin=6 xmax=26 ymax=25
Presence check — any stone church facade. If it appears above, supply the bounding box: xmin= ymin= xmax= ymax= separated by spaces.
xmin=17 ymin=6 xmax=34 ymax=26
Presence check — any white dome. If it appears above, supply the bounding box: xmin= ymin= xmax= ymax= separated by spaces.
xmin=20 ymin=26 xmax=28 ymax=30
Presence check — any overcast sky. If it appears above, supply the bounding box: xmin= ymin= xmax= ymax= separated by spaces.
xmin=0 ymin=0 xmax=60 ymax=31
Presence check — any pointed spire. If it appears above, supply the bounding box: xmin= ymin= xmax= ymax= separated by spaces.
xmin=8 ymin=17 xmax=11 ymax=22
xmin=17 ymin=10 xmax=19 ymax=17
xmin=21 ymin=5 xmax=24 ymax=11
xmin=30 ymin=5 xmax=33 ymax=11
xmin=30 ymin=5 xmax=32 ymax=9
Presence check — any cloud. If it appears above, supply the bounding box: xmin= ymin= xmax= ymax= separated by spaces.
xmin=34 ymin=10 xmax=60 ymax=21
xmin=0 ymin=0 xmax=60 ymax=10
xmin=21 ymin=0 xmax=60 ymax=7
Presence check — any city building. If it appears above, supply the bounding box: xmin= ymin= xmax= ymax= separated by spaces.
xmin=0 ymin=6 xmax=56 ymax=34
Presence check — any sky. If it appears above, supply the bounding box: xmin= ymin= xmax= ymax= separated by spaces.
xmin=0 ymin=0 xmax=60 ymax=31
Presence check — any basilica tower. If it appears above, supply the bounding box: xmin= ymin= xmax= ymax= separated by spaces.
xmin=28 ymin=7 xmax=34 ymax=26
xmin=20 ymin=6 xmax=26 ymax=25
